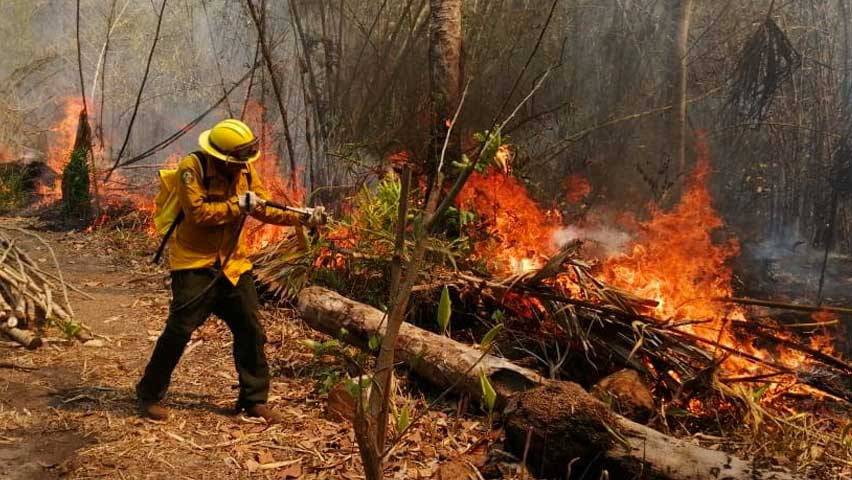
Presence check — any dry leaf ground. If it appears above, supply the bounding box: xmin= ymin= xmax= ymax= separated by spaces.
xmin=0 ymin=218 xmax=497 ymax=480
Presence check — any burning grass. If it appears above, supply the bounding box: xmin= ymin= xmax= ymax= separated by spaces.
xmin=254 ymin=137 xmax=850 ymax=477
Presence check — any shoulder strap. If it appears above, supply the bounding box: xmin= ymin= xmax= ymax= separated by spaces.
xmin=152 ymin=152 xmax=208 ymax=265
xmin=152 ymin=211 xmax=183 ymax=264
xmin=191 ymin=151 xmax=212 ymax=190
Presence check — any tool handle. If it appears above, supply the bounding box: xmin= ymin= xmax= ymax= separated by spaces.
xmin=264 ymin=200 xmax=306 ymax=215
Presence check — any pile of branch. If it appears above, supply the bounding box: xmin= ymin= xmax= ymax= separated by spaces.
xmin=0 ymin=231 xmax=86 ymax=348
xmin=257 ymin=237 xmax=850 ymax=401
xmin=456 ymin=248 xmax=852 ymax=402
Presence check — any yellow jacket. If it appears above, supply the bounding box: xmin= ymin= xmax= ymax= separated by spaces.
xmin=169 ymin=153 xmax=301 ymax=285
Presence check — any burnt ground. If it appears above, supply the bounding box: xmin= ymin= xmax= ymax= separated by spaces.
xmin=0 ymin=217 xmax=493 ymax=480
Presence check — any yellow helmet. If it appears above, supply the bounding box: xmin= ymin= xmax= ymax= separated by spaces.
xmin=198 ymin=119 xmax=261 ymax=164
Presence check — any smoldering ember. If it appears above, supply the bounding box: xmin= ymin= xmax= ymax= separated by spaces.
xmin=0 ymin=2 xmax=850 ymax=480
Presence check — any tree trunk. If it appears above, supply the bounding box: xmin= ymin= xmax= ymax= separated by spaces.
xmin=297 ymin=287 xmax=801 ymax=480
xmin=428 ymin=0 xmax=463 ymax=170
xmin=667 ymin=0 xmax=693 ymax=173
xmin=245 ymin=0 xmax=299 ymax=189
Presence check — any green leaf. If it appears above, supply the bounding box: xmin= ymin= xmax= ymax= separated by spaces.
xmin=479 ymin=323 xmax=504 ymax=351
xmin=491 ymin=309 xmax=505 ymax=323
xmin=479 ymin=370 xmax=497 ymax=414
xmin=459 ymin=209 xmax=476 ymax=226
xmin=344 ymin=376 xmax=373 ymax=400
xmin=396 ymin=404 xmax=411 ymax=432
xmin=338 ymin=328 xmax=349 ymax=339
xmin=368 ymin=334 xmax=382 ymax=352
xmin=300 ymin=339 xmax=322 ymax=355
xmin=63 ymin=322 xmax=82 ymax=338
xmin=437 ymin=286 xmax=452 ymax=333
xmin=753 ymin=384 xmax=770 ymax=401
xmin=344 ymin=377 xmax=362 ymax=398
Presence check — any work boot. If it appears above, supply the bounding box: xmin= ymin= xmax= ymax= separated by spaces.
xmin=139 ymin=401 xmax=169 ymax=421
xmin=243 ymin=404 xmax=283 ymax=424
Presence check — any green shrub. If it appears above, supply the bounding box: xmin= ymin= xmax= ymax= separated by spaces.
xmin=0 ymin=166 xmax=28 ymax=213
xmin=61 ymin=148 xmax=92 ymax=222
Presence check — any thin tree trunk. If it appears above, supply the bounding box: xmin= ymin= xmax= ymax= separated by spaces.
xmin=245 ymin=0 xmax=298 ymax=188
xmin=428 ymin=0 xmax=463 ymax=169
xmin=668 ymin=0 xmax=693 ymax=173
xmin=75 ymin=0 xmax=100 ymax=217
xmin=290 ymin=0 xmax=329 ymax=146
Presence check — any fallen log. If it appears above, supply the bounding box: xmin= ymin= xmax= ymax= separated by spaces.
xmin=297 ymin=287 xmax=800 ymax=480
xmin=297 ymin=286 xmax=543 ymax=403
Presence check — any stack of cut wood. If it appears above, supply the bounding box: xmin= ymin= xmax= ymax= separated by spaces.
xmin=0 ymin=232 xmax=81 ymax=349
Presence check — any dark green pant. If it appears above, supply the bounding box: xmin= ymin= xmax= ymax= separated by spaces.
xmin=136 ymin=269 xmax=269 ymax=408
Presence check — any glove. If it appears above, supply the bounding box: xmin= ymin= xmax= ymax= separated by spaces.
xmin=238 ymin=191 xmax=265 ymax=213
xmin=304 ymin=206 xmax=327 ymax=227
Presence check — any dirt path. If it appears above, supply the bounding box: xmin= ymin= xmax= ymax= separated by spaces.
xmin=0 ymin=218 xmax=488 ymax=480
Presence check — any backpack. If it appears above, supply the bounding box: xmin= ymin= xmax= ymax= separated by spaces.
xmin=151 ymin=151 xmax=209 ymax=264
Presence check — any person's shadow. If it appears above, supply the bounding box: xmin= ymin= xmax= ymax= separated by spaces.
xmin=49 ymin=385 xmax=239 ymax=419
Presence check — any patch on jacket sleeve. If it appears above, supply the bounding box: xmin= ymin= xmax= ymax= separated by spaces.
xmin=181 ymin=170 xmax=194 ymax=185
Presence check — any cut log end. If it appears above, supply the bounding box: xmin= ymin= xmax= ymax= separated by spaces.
xmin=505 ymin=381 xmax=618 ymax=478
xmin=1 ymin=325 xmax=42 ymax=349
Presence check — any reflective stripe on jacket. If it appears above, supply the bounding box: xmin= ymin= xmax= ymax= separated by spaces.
xmin=168 ymin=153 xmax=301 ymax=285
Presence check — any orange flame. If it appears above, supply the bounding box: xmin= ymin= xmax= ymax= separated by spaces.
xmin=238 ymin=101 xmax=305 ymax=252
xmin=458 ymin=137 xmax=842 ymax=380
xmin=564 ymin=174 xmax=592 ymax=204
xmin=598 ymin=134 xmax=837 ymax=375
xmin=456 ymin=161 xmax=562 ymax=275
xmin=600 ymin=138 xmax=739 ymax=323
xmin=38 ymin=98 xmax=86 ymax=200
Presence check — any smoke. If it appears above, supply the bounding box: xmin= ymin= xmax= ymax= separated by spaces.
xmin=552 ymin=224 xmax=631 ymax=256
xmin=739 ymin=225 xmax=852 ymax=304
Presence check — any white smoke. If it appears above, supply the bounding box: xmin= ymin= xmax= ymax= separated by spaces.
xmin=551 ymin=225 xmax=631 ymax=256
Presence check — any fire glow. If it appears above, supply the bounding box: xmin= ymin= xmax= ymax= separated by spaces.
xmin=455 ymin=167 xmax=561 ymax=275
xmin=238 ymin=101 xmax=304 ymax=252
xmin=457 ymin=138 xmax=840 ymax=381
xmin=39 ymin=98 xmax=85 ymax=200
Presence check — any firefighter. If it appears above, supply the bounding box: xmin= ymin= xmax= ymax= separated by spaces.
xmin=136 ymin=119 xmax=323 ymax=423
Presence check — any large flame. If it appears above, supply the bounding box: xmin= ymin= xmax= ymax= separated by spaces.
xmin=597 ymin=137 xmax=767 ymax=373
xmin=239 ymin=101 xmax=305 ymax=251
xmin=456 ymin=163 xmax=562 ymax=275
xmin=459 ymin=138 xmax=840 ymax=381
xmin=600 ymin=137 xmax=737 ymax=322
